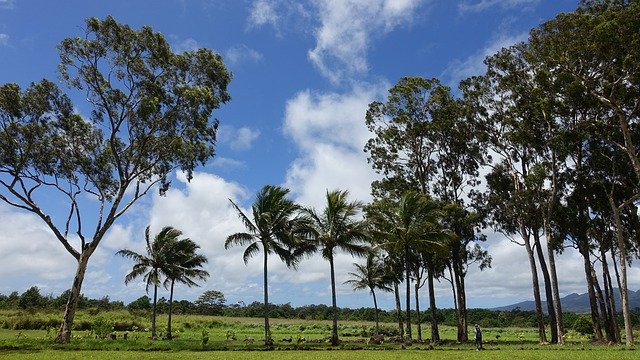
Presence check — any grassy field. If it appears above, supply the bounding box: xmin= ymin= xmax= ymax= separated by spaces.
xmin=0 ymin=310 xmax=636 ymax=359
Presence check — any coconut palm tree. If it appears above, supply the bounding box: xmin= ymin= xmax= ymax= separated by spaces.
xmin=344 ymin=252 xmax=392 ymax=334
xmin=302 ymin=189 xmax=370 ymax=346
xmin=225 ymin=185 xmax=305 ymax=345
xmin=116 ymin=226 xmax=182 ymax=339
xmin=368 ymin=191 xmax=448 ymax=341
xmin=164 ymin=238 xmax=209 ymax=340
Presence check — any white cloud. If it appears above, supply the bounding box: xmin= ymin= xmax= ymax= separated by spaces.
xmin=0 ymin=34 xmax=8 ymax=46
xmin=225 ymin=44 xmax=263 ymax=66
xmin=283 ymin=83 xmax=385 ymax=208
xmin=458 ymin=0 xmax=539 ymax=13
xmin=308 ymin=0 xmax=425 ymax=84
xmin=248 ymin=0 xmax=279 ymax=29
xmin=212 ymin=156 xmax=246 ymax=170
xmin=443 ymin=31 xmax=528 ymax=85
xmin=218 ymin=125 xmax=260 ymax=151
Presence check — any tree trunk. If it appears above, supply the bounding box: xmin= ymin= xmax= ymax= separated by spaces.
xmin=263 ymin=248 xmax=271 ymax=344
xmin=601 ymin=247 xmax=619 ymax=343
xmin=151 ymin=282 xmax=158 ymax=340
xmin=427 ymin=269 xmax=440 ymax=343
xmin=452 ymin=254 xmax=468 ymax=342
xmin=609 ymin=196 xmax=634 ymax=346
xmin=591 ymin=268 xmax=615 ymax=342
xmin=372 ymin=290 xmax=380 ymax=334
xmin=166 ymin=279 xmax=175 ymax=340
xmin=533 ymin=231 xmax=558 ymax=343
xmin=578 ymin=245 xmax=603 ymax=340
xmin=404 ymin=245 xmax=412 ymax=342
xmin=415 ymin=280 xmax=422 ymax=341
xmin=329 ymin=255 xmax=339 ymax=346
xmin=55 ymin=250 xmax=91 ymax=343
xmin=545 ymin=230 xmax=565 ymax=344
xmin=394 ymin=282 xmax=404 ymax=339
xmin=522 ymin=229 xmax=547 ymax=343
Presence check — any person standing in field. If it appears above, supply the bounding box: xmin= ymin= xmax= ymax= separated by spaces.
xmin=474 ymin=324 xmax=483 ymax=351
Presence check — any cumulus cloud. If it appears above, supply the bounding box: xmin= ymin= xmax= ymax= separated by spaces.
xmin=308 ymin=0 xmax=425 ymax=84
xmin=225 ymin=44 xmax=263 ymax=66
xmin=458 ymin=0 xmax=539 ymax=13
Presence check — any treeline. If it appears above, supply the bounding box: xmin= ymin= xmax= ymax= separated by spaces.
xmin=3 ymin=287 xmax=639 ymax=331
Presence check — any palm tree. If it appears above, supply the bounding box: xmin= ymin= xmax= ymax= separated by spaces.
xmin=164 ymin=238 xmax=209 ymax=340
xmin=368 ymin=191 xmax=448 ymax=342
xmin=302 ymin=189 xmax=370 ymax=346
xmin=225 ymin=185 xmax=304 ymax=345
xmin=116 ymin=226 xmax=182 ymax=340
xmin=344 ymin=252 xmax=392 ymax=334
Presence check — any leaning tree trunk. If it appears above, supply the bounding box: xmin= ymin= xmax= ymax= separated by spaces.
xmin=329 ymin=255 xmax=340 ymax=346
xmin=427 ymin=269 xmax=440 ymax=343
xmin=166 ymin=280 xmax=175 ymax=340
xmin=55 ymin=250 xmax=92 ymax=343
xmin=591 ymin=269 xmax=615 ymax=342
xmin=609 ymin=196 xmax=634 ymax=346
xmin=533 ymin=231 xmax=558 ymax=343
xmin=522 ymin=229 xmax=547 ymax=344
xmin=601 ymin=247 xmax=620 ymax=343
xmin=394 ymin=282 xmax=404 ymax=338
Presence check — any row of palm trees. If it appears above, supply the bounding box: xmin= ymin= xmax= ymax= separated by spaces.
xmin=226 ymin=185 xmax=449 ymax=345
xmin=117 ymin=226 xmax=209 ymax=340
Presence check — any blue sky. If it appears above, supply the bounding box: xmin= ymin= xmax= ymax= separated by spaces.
xmin=2 ymin=0 xmax=635 ymax=310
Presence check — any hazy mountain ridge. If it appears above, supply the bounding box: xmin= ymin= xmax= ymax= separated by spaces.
xmin=491 ymin=289 xmax=640 ymax=313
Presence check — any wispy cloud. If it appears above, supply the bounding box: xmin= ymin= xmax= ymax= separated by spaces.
xmin=0 ymin=34 xmax=8 ymax=46
xmin=0 ymin=0 xmax=14 ymax=10
xmin=225 ymin=44 xmax=263 ymax=66
xmin=246 ymin=0 xmax=310 ymax=37
xmin=308 ymin=0 xmax=426 ymax=85
xmin=458 ymin=0 xmax=539 ymax=13
xmin=218 ymin=125 xmax=261 ymax=151
xmin=172 ymin=37 xmax=201 ymax=53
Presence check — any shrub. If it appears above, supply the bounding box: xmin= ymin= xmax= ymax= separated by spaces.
xmin=573 ymin=315 xmax=594 ymax=335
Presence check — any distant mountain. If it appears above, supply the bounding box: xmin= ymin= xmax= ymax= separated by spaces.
xmin=491 ymin=289 xmax=640 ymax=313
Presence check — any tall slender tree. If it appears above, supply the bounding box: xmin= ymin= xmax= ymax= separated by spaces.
xmin=302 ymin=189 xmax=370 ymax=346
xmin=225 ymin=185 xmax=303 ymax=345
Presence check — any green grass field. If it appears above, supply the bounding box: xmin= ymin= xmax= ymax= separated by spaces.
xmin=0 ymin=310 xmax=636 ymax=359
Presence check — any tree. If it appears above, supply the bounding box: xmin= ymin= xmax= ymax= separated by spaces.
xmin=164 ymin=237 xmax=209 ymax=340
xmin=0 ymin=16 xmax=230 ymax=343
xmin=195 ymin=290 xmax=226 ymax=315
xmin=302 ymin=189 xmax=370 ymax=346
xmin=368 ymin=191 xmax=449 ymax=342
xmin=344 ymin=253 xmax=392 ymax=334
xmin=225 ymin=185 xmax=305 ymax=345
xmin=117 ymin=226 xmax=184 ymax=340
xmin=18 ymin=286 xmax=46 ymax=309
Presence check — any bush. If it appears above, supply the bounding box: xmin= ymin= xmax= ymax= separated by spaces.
xmin=573 ymin=315 xmax=594 ymax=335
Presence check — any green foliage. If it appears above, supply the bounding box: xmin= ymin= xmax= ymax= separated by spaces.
xmin=18 ymin=287 xmax=46 ymax=310
xmin=573 ymin=315 xmax=594 ymax=335
xmin=91 ymin=318 xmax=113 ymax=340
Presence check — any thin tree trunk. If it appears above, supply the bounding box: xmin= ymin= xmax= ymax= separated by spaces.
xmin=166 ymin=280 xmax=174 ymax=340
xmin=609 ymin=196 xmax=634 ymax=346
xmin=151 ymin=282 xmax=158 ymax=340
xmin=602 ymin=248 xmax=619 ymax=343
xmin=453 ymin=254 xmax=468 ymax=342
xmin=372 ymin=290 xmax=380 ymax=334
xmin=533 ymin=231 xmax=558 ymax=343
xmin=263 ymin=248 xmax=271 ymax=345
xmin=394 ymin=282 xmax=404 ymax=339
xmin=329 ymin=255 xmax=339 ymax=346
xmin=55 ymin=251 xmax=91 ymax=343
xmin=427 ymin=269 xmax=440 ymax=343
xmin=405 ymin=249 xmax=412 ymax=342
xmin=415 ymin=280 xmax=422 ymax=341
xmin=591 ymin=268 xmax=614 ymax=342
xmin=545 ymin=230 xmax=565 ymax=344
xmin=522 ymin=229 xmax=547 ymax=343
